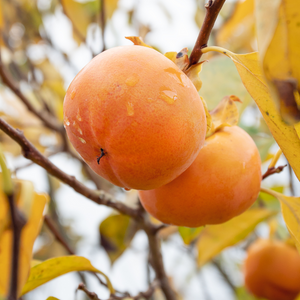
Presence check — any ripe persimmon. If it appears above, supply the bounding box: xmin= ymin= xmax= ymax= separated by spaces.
xmin=138 ymin=126 xmax=261 ymax=227
xmin=244 ymin=239 xmax=300 ymax=300
xmin=63 ymin=45 xmax=206 ymax=190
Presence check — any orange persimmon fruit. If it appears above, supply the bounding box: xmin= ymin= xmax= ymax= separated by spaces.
xmin=138 ymin=126 xmax=261 ymax=227
xmin=63 ymin=45 xmax=206 ymax=190
xmin=244 ymin=239 xmax=300 ymax=300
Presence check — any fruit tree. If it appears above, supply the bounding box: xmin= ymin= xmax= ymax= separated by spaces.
xmin=0 ymin=0 xmax=299 ymax=300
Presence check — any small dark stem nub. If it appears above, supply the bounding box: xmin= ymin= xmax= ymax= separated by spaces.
xmin=97 ymin=148 xmax=105 ymax=164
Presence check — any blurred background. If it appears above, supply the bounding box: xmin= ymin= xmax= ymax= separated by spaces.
xmin=0 ymin=0 xmax=299 ymax=299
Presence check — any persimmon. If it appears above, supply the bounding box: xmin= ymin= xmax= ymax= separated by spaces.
xmin=138 ymin=126 xmax=261 ymax=227
xmin=244 ymin=239 xmax=300 ymax=300
xmin=63 ymin=45 xmax=206 ymax=190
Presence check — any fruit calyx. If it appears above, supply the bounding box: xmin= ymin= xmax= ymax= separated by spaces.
xmin=97 ymin=148 xmax=106 ymax=164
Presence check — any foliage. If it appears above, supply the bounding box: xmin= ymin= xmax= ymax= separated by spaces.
xmin=0 ymin=0 xmax=299 ymax=299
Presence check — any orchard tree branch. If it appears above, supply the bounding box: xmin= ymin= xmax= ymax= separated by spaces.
xmin=100 ymin=0 xmax=106 ymax=51
xmin=189 ymin=0 xmax=226 ymax=66
xmin=0 ymin=117 xmax=140 ymax=219
xmin=145 ymin=224 xmax=177 ymax=300
xmin=7 ymin=193 xmax=27 ymax=300
xmin=78 ymin=280 xmax=160 ymax=300
xmin=0 ymin=57 xmax=63 ymax=133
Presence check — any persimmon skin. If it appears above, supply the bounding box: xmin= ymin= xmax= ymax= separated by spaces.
xmin=244 ymin=239 xmax=300 ymax=300
xmin=138 ymin=126 xmax=261 ymax=227
xmin=63 ymin=45 xmax=206 ymax=190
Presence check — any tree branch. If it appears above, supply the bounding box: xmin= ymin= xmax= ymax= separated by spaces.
xmin=145 ymin=225 xmax=176 ymax=300
xmin=100 ymin=0 xmax=106 ymax=52
xmin=0 ymin=117 xmax=140 ymax=219
xmin=0 ymin=59 xmax=63 ymax=133
xmin=7 ymin=193 xmax=27 ymax=300
xmin=189 ymin=0 xmax=226 ymax=66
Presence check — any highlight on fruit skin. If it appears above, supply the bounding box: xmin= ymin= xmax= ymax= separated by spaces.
xmin=244 ymin=239 xmax=300 ymax=300
xmin=63 ymin=45 xmax=207 ymax=190
xmin=138 ymin=126 xmax=262 ymax=227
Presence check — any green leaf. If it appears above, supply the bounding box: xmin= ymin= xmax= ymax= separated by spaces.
xmin=196 ymin=209 xmax=277 ymax=267
xmin=100 ymin=214 xmax=139 ymax=264
xmin=21 ymin=256 xmax=114 ymax=295
xmin=178 ymin=226 xmax=203 ymax=245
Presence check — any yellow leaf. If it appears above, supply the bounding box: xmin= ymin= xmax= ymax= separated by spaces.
xmin=256 ymin=0 xmax=300 ymax=124
xmin=200 ymin=96 xmax=212 ymax=136
xmin=202 ymin=46 xmax=300 ymax=181
xmin=178 ymin=226 xmax=203 ymax=245
xmin=125 ymin=36 xmax=153 ymax=48
xmin=164 ymin=51 xmax=177 ymax=62
xmin=209 ymin=95 xmax=241 ymax=134
xmin=0 ymin=187 xmax=48 ymax=297
xmin=61 ymin=0 xmax=97 ymax=43
xmin=104 ymin=0 xmax=119 ymax=19
xmin=21 ymin=256 xmax=114 ymax=295
xmin=99 ymin=214 xmax=138 ymax=264
xmin=217 ymin=0 xmax=255 ymax=52
xmin=185 ymin=61 xmax=205 ymax=92
xmin=261 ymin=188 xmax=300 ymax=253
xmin=196 ymin=209 xmax=277 ymax=267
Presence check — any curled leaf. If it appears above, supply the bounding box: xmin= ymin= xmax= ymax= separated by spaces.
xmin=199 ymin=96 xmax=212 ymax=136
xmin=178 ymin=226 xmax=203 ymax=245
xmin=209 ymin=95 xmax=241 ymax=135
xmin=185 ymin=61 xmax=206 ymax=92
xmin=164 ymin=51 xmax=177 ymax=63
xmin=99 ymin=214 xmax=139 ymax=264
xmin=125 ymin=36 xmax=152 ymax=48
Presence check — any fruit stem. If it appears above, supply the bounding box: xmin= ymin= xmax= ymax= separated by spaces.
xmin=201 ymin=46 xmax=236 ymax=57
xmin=97 ymin=148 xmax=105 ymax=164
xmin=189 ymin=0 xmax=227 ymax=66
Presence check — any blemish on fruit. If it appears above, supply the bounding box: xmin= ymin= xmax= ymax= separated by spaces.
xmin=266 ymin=111 xmax=269 ymax=116
xmin=159 ymin=88 xmax=178 ymax=104
xmin=125 ymin=75 xmax=139 ymax=87
xmin=71 ymin=90 xmax=76 ymax=100
xmin=78 ymin=137 xmax=86 ymax=144
xmin=76 ymin=109 xmax=82 ymax=121
xmin=97 ymin=148 xmax=105 ymax=164
xmin=147 ymin=97 xmax=155 ymax=103
xmin=126 ymin=102 xmax=134 ymax=116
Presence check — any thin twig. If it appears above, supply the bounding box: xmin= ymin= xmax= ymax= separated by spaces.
xmin=78 ymin=280 xmax=160 ymax=300
xmin=262 ymin=165 xmax=287 ymax=180
xmin=0 ymin=117 xmax=140 ymax=219
xmin=0 ymin=53 xmax=63 ymax=133
xmin=100 ymin=0 xmax=106 ymax=52
xmin=7 ymin=193 xmax=27 ymax=300
xmin=189 ymin=0 xmax=226 ymax=66
xmin=78 ymin=283 xmax=101 ymax=300
xmin=212 ymin=259 xmax=236 ymax=293
xmin=145 ymin=225 xmax=176 ymax=300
